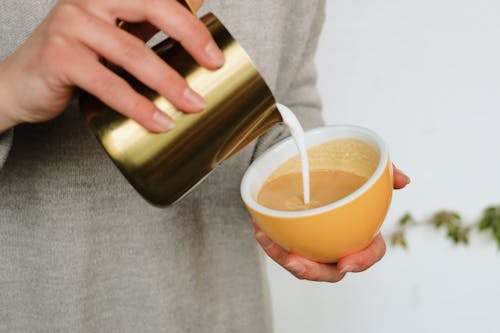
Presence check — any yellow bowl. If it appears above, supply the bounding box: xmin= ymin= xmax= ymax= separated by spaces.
xmin=240 ymin=125 xmax=393 ymax=263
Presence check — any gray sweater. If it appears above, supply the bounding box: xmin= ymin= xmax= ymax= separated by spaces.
xmin=0 ymin=1 xmax=325 ymax=332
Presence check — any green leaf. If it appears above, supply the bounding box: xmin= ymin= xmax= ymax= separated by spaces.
xmin=493 ymin=224 xmax=500 ymax=248
xmin=485 ymin=206 xmax=497 ymax=215
xmin=457 ymin=227 xmax=471 ymax=245
xmin=447 ymin=224 xmax=460 ymax=243
xmin=390 ymin=230 xmax=408 ymax=250
xmin=478 ymin=216 xmax=492 ymax=230
xmin=433 ymin=211 xmax=462 ymax=230
xmin=493 ymin=216 xmax=500 ymax=230
xmin=391 ymin=205 xmax=500 ymax=248
xmin=398 ymin=213 xmax=415 ymax=226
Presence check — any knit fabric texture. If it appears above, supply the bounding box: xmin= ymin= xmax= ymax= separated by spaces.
xmin=0 ymin=1 xmax=325 ymax=332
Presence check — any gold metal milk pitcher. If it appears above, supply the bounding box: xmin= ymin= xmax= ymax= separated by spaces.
xmin=79 ymin=1 xmax=282 ymax=206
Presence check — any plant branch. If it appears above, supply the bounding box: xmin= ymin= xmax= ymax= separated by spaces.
xmin=388 ymin=205 xmax=500 ymax=249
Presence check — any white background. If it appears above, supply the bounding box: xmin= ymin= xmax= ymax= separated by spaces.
xmin=266 ymin=1 xmax=500 ymax=332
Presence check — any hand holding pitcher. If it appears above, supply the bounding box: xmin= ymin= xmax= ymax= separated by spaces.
xmin=0 ymin=0 xmax=223 ymax=133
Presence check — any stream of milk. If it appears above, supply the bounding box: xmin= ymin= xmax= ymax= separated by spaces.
xmin=276 ymin=104 xmax=310 ymax=205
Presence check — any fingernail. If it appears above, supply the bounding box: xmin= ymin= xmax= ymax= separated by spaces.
xmin=284 ymin=262 xmax=306 ymax=276
xmin=153 ymin=110 xmax=175 ymax=131
xmin=184 ymin=87 xmax=206 ymax=110
xmin=255 ymin=231 xmax=273 ymax=249
xmin=340 ymin=265 xmax=359 ymax=275
xmin=205 ymin=41 xmax=225 ymax=67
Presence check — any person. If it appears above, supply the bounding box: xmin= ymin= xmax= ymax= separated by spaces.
xmin=0 ymin=0 xmax=410 ymax=332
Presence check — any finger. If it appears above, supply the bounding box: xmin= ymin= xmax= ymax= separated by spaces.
xmin=284 ymin=254 xmax=346 ymax=283
xmin=62 ymin=40 xmax=175 ymax=132
xmin=254 ymin=223 xmax=345 ymax=283
xmin=85 ymin=0 xmax=225 ymax=69
xmin=189 ymin=0 xmax=204 ymax=11
xmin=69 ymin=7 xmax=206 ymax=113
xmin=336 ymin=233 xmax=387 ymax=274
xmin=177 ymin=0 xmax=204 ymax=12
xmin=393 ymin=164 xmax=411 ymax=189
xmin=254 ymin=224 xmax=289 ymax=266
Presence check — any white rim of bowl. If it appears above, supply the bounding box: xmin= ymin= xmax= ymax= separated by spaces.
xmin=240 ymin=125 xmax=389 ymax=218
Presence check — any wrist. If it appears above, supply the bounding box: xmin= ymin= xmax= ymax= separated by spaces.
xmin=0 ymin=59 xmax=21 ymax=133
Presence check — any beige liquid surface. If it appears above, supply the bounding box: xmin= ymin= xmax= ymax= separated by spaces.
xmin=257 ymin=170 xmax=368 ymax=212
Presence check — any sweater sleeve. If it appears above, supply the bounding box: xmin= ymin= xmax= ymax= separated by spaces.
xmin=251 ymin=1 xmax=326 ymax=160
xmin=0 ymin=129 xmax=13 ymax=169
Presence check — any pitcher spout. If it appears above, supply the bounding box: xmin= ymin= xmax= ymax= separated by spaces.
xmin=214 ymin=103 xmax=283 ymax=163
